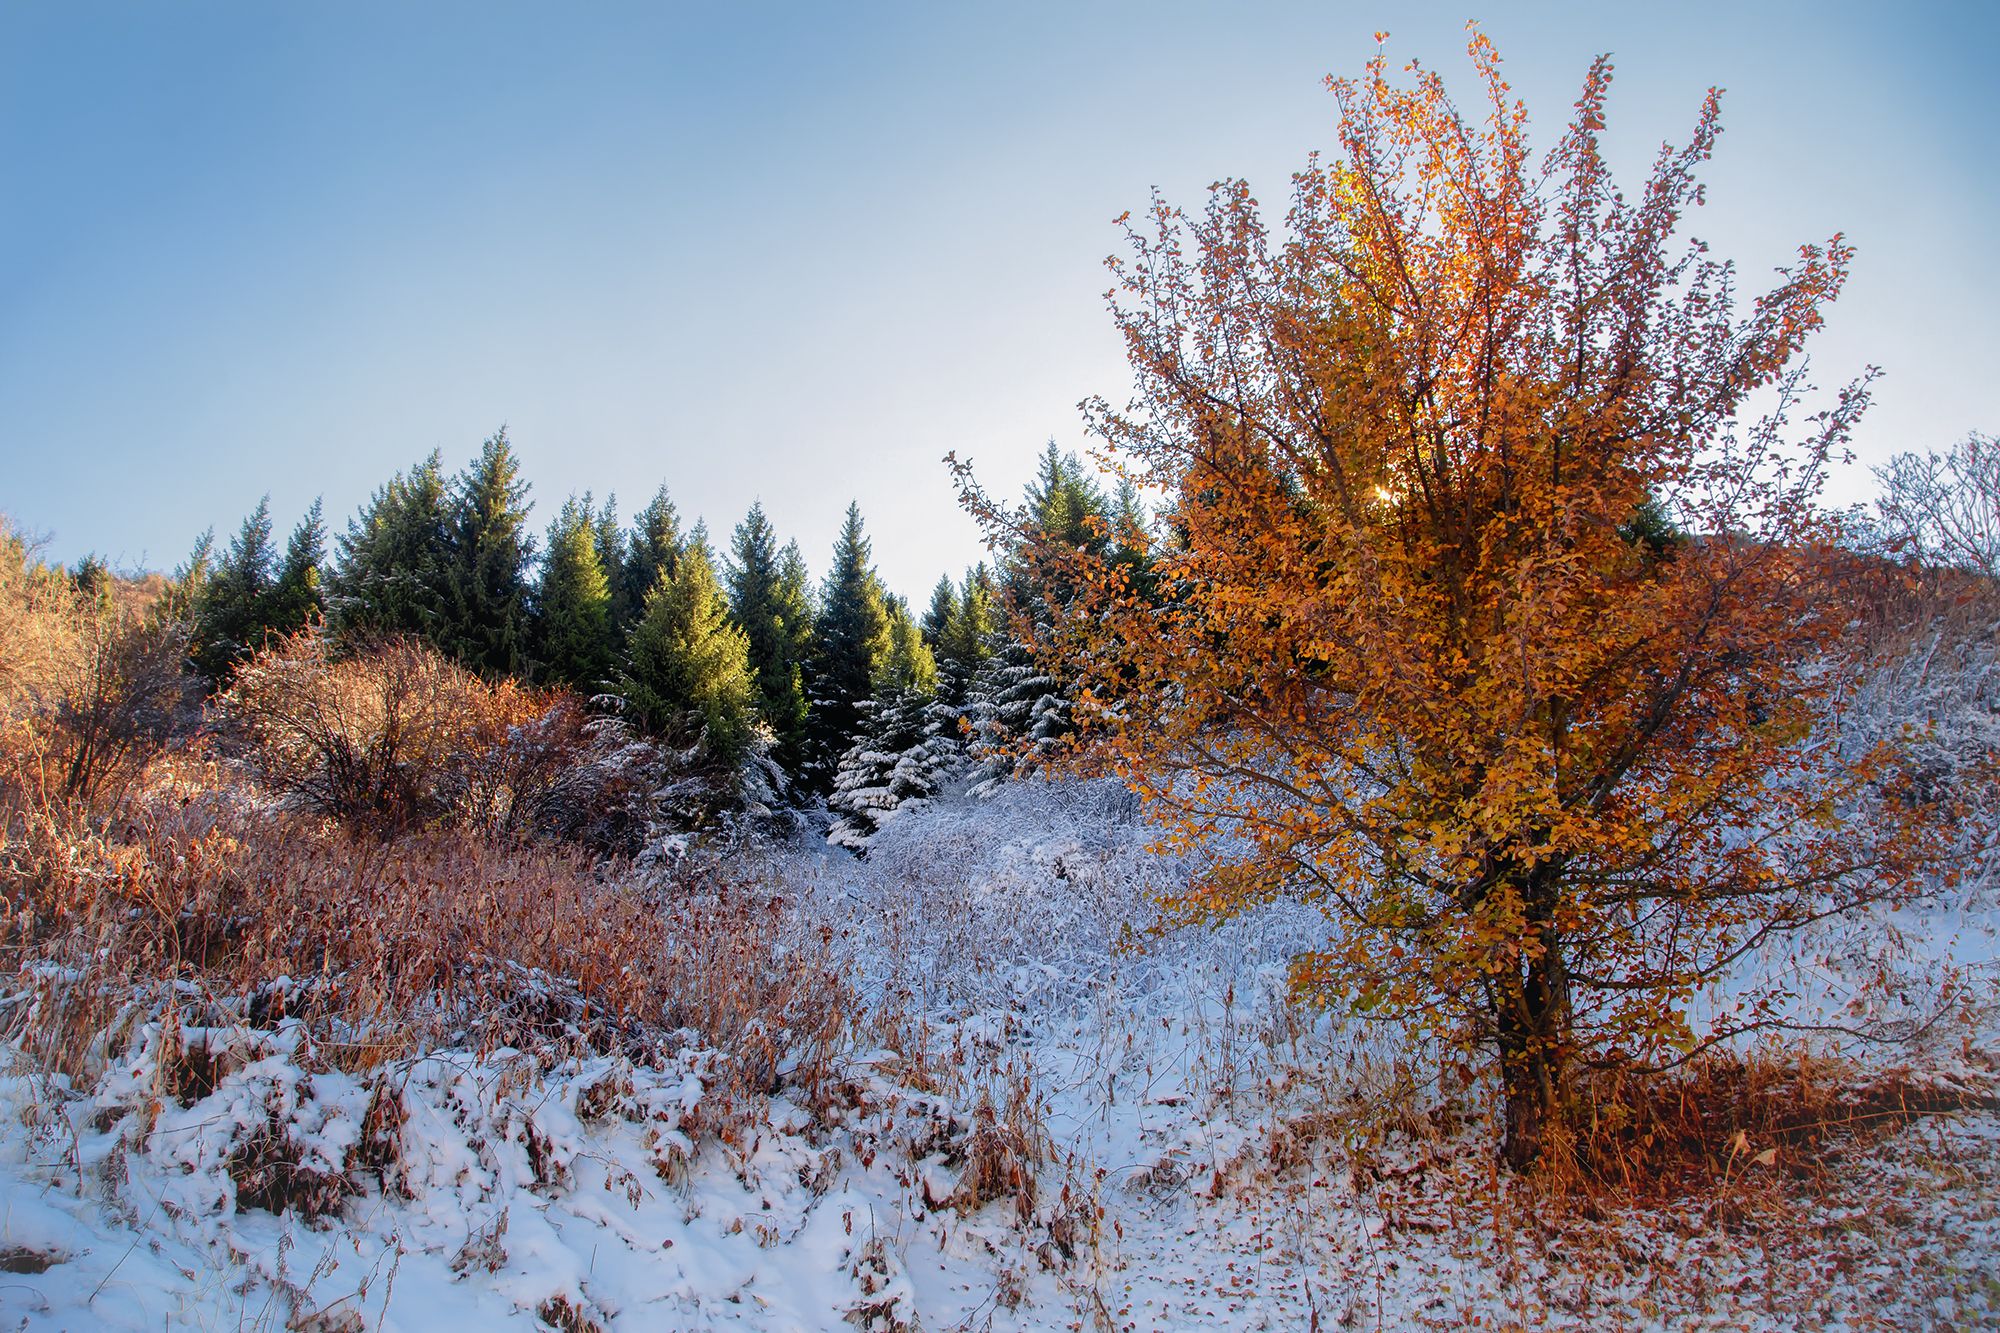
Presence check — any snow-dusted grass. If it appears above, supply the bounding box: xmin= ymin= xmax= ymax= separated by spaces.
xmin=4 ymin=764 xmax=1998 ymax=1330
xmin=762 ymin=773 xmax=2000 ymax=1329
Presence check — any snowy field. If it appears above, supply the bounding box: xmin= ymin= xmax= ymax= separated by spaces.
xmin=3 ymin=774 xmax=1998 ymax=1331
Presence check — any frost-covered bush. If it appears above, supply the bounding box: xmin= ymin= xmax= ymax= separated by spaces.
xmin=826 ymin=688 xmax=948 ymax=851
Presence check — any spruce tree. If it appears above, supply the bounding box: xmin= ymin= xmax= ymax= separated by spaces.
xmin=725 ymin=503 xmax=812 ymax=777
xmin=921 ymin=576 xmax=956 ymax=653
xmin=619 ymin=485 xmax=682 ymax=635
xmin=878 ymin=595 xmax=936 ymax=696
xmin=803 ymin=502 xmax=889 ymax=793
xmin=828 ymin=685 xmax=940 ymax=851
xmin=1037 ymin=442 xmax=1109 ymax=542
xmin=915 ymin=565 xmax=996 ymax=774
xmin=162 ymin=529 xmax=216 ymax=625
xmin=964 ymin=620 xmax=1063 ymax=797
xmin=266 ymin=499 xmax=327 ymax=638
xmin=441 ymin=429 xmax=534 ymax=678
xmin=592 ymin=493 xmax=625 ymax=636
xmin=190 ymin=496 xmax=277 ymax=683
xmin=959 ymin=449 xmax=1107 ymax=790
xmin=777 ymin=540 xmax=815 ymax=654
xmin=69 ymin=554 xmax=112 ymax=606
xmin=935 ymin=566 xmax=996 ymax=710
xmin=617 ymin=545 xmax=755 ymax=767
xmin=1108 ymin=477 xmax=1157 ymax=601
xmin=537 ymin=494 xmax=615 ymax=690
xmin=683 ymin=520 xmax=714 ymax=569
xmin=329 ymin=451 xmax=452 ymax=648
xmin=829 ymin=597 xmax=941 ymax=849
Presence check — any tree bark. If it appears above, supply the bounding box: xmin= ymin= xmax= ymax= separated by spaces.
xmin=1495 ymin=864 xmax=1571 ymax=1172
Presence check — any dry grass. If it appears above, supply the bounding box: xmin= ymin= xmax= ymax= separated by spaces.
xmin=0 ymin=522 xmax=852 ymax=1212
xmin=0 ymin=752 xmax=850 ymax=1099
xmin=1560 ymin=1049 xmax=2000 ymax=1205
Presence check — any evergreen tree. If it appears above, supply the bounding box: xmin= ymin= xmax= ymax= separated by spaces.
xmin=828 ymin=595 xmax=942 ymax=849
xmin=683 ymin=520 xmax=714 ymax=569
xmin=441 ymin=429 xmax=535 ymax=677
xmin=921 ymin=576 xmax=957 ymax=652
xmin=958 ymin=449 xmax=1104 ymax=792
xmin=803 ymin=502 xmax=889 ymax=792
xmin=618 ymin=485 xmax=682 ymax=635
xmin=964 ymin=610 xmax=1066 ymax=797
xmin=329 ymin=451 xmax=452 ymax=647
xmin=537 ymin=493 xmax=615 ymax=690
xmin=915 ymin=565 xmax=997 ymax=776
xmin=190 ymin=496 xmax=277 ymax=683
xmin=777 ymin=540 xmax=815 ymax=648
xmin=1025 ymin=440 xmax=1109 ymax=553
xmin=1108 ymin=477 xmax=1157 ymax=597
xmin=725 ymin=503 xmax=812 ymax=776
xmin=935 ymin=566 xmax=996 ymax=710
xmin=69 ymin=554 xmax=112 ymax=606
xmin=827 ymin=683 xmax=941 ymax=851
xmin=592 ymin=493 xmax=625 ymax=636
xmin=878 ymin=595 xmax=936 ymax=696
xmin=617 ymin=545 xmax=756 ymax=767
xmin=1110 ymin=477 xmax=1146 ymax=547
xmin=266 ymin=499 xmax=326 ymax=638
xmin=162 ymin=529 xmax=216 ymax=625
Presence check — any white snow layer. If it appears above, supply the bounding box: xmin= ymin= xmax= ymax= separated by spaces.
xmin=4 ymin=773 xmax=1998 ymax=1330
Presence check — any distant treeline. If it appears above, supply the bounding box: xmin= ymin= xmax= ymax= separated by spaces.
xmin=167 ymin=430 xmax=1153 ymax=843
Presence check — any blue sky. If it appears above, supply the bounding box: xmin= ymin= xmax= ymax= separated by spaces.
xmin=3 ymin=1 xmax=1995 ymax=598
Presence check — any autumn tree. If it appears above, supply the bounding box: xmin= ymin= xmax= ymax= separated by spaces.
xmin=956 ymin=36 xmax=1980 ymax=1169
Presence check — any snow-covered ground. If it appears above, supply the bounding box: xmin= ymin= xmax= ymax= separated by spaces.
xmin=4 ymin=775 xmax=1998 ymax=1331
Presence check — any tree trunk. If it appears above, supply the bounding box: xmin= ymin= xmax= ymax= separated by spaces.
xmin=1496 ymin=974 xmax=1561 ymax=1171
xmin=1495 ymin=866 xmax=1571 ymax=1172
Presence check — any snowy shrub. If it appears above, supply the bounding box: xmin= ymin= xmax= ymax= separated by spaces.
xmin=1874 ymin=431 xmax=2000 ymax=580
xmin=826 ymin=688 xmax=947 ymax=851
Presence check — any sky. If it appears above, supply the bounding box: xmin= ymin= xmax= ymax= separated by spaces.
xmin=2 ymin=1 xmax=1995 ymax=599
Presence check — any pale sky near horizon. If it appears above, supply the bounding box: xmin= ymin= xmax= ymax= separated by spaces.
xmin=3 ymin=2 xmax=1995 ymax=600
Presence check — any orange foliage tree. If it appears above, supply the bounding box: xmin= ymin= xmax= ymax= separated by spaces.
xmin=956 ymin=35 xmax=1980 ymax=1169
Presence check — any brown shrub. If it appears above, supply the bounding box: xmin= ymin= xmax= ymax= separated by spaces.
xmin=0 ymin=518 xmax=194 ymax=812
xmin=222 ymin=631 xmax=661 ymax=850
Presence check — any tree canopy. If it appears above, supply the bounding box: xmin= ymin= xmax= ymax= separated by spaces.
xmin=956 ymin=33 xmax=1982 ymax=1170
